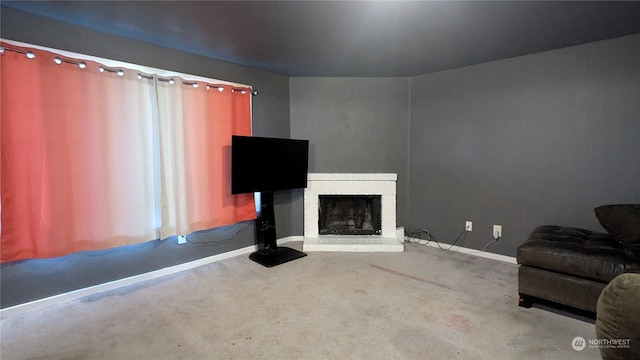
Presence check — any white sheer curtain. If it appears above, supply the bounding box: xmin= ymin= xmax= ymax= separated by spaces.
xmin=156 ymin=79 xmax=190 ymax=238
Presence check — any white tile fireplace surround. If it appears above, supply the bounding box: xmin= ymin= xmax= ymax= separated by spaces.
xmin=303 ymin=173 xmax=404 ymax=252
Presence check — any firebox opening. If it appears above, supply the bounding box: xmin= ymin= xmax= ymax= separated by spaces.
xmin=318 ymin=195 xmax=382 ymax=236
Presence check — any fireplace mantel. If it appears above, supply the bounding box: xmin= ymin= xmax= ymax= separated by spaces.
xmin=303 ymin=173 xmax=403 ymax=252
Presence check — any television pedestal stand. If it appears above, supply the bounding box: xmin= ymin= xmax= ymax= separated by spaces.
xmin=249 ymin=191 xmax=307 ymax=267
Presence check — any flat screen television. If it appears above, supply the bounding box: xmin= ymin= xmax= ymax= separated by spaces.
xmin=231 ymin=135 xmax=310 ymax=194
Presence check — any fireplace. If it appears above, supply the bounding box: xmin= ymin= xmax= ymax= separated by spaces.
xmin=319 ymin=195 xmax=382 ymax=236
xmin=303 ymin=173 xmax=403 ymax=252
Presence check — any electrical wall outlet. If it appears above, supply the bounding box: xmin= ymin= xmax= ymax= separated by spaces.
xmin=178 ymin=235 xmax=187 ymax=245
xmin=493 ymin=225 xmax=502 ymax=239
xmin=465 ymin=221 xmax=472 ymax=231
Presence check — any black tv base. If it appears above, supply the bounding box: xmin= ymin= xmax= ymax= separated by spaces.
xmin=249 ymin=246 xmax=307 ymax=267
xmin=251 ymin=191 xmax=307 ymax=267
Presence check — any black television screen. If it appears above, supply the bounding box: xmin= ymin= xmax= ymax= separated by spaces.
xmin=231 ymin=135 xmax=310 ymax=194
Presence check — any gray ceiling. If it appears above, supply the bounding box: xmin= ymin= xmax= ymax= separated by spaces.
xmin=3 ymin=1 xmax=640 ymax=77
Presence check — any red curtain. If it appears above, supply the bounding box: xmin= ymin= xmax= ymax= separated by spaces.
xmin=181 ymin=84 xmax=256 ymax=233
xmin=1 ymin=42 xmax=255 ymax=262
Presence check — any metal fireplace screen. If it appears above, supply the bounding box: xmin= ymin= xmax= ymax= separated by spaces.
xmin=318 ymin=195 xmax=382 ymax=235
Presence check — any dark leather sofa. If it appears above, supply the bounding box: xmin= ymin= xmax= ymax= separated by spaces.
xmin=516 ymin=204 xmax=640 ymax=313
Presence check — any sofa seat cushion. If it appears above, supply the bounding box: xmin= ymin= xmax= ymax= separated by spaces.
xmin=517 ymin=225 xmax=639 ymax=283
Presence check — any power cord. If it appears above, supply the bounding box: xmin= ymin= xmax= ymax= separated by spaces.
xmin=406 ymin=227 xmax=501 ymax=253
xmin=405 ymin=228 xmax=468 ymax=251
xmin=481 ymin=236 xmax=500 ymax=251
xmin=404 ymin=228 xmax=432 ymax=245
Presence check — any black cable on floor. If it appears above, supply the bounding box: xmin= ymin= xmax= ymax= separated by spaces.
xmin=405 ymin=228 xmax=467 ymax=251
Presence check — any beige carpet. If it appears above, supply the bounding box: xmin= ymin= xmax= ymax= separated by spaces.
xmin=0 ymin=242 xmax=601 ymax=359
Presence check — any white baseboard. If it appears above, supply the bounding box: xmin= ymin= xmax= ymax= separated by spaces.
xmin=408 ymin=237 xmax=517 ymax=264
xmin=281 ymin=235 xmax=304 ymax=243
xmin=0 ymin=237 xmax=300 ymax=319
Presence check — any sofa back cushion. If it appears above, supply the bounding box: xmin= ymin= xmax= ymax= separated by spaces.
xmin=595 ymin=204 xmax=640 ymax=244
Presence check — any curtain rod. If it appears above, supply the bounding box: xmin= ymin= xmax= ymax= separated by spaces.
xmin=1 ymin=38 xmax=254 ymax=90
xmin=0 ymin=45 xmax=35 ymax=59
xmin=1 ymin=42 xmax=259 ymax=96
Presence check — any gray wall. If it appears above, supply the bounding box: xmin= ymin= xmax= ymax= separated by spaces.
xmin=290 ymin=77 xmax=410 ymax=226
xmin=408 ymin=34 xmax=640 ymax=256
xmin=0 ymin=8 xmax=292 ymax=308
